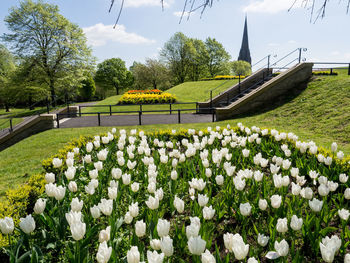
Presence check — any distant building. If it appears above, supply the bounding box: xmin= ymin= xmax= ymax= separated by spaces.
xmin=238 ymin=16 xmax=251 ymax=64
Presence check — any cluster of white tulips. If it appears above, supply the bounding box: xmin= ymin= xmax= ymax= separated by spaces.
xmin=0 ymin=123 xmax=349 ymax=262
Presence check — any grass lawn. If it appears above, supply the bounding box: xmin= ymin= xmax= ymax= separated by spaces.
xmin=81 ymin=80 xmax=238 ymax=115
xmin=0 ymin=117 xmax=23 ymax=130
xmin=0 ymin=72 xmax=349 ymax=199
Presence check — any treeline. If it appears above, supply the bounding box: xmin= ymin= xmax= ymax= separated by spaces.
xmin=0 ymin=0 xmax=251 ymax=112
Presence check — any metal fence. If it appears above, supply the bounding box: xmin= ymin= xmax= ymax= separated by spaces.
xmin=56 ymin=107 xmax=216 ymax=128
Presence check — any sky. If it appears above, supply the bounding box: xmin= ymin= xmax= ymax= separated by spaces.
xmin=0 ymin=0 xmax=349 ymax=69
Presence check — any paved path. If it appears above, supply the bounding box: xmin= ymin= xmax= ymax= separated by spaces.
xmin=58 ymin=113 xmax=214 ymax=128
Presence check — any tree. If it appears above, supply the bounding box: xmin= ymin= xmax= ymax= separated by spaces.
xmin=204 ymin=37 xmax=231 ymax=77
xmin=187 ymin=38 xmax=208 ymax=81
xmin=2 ymin=0 xmax=94 ymax=105
xmin=231 ymin=60 xmax=252 ymax=76
xmin=160 ymin=32 xmax=192 ymax=84
xmin=0 ymin=44 xmax=16 ymax=112
xmin=131 ymin=59 xmax=171 ymax=90
xmin=95 ymin=58 xmax=134 ymax=95
xmin=79 ymin=74 xmax=96 ymax=101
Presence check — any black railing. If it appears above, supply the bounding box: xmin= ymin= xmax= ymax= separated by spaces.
xmin=312 ymin=62 xmax=350 ymax=75
xmin=56 ymin=107 xmax=216 ymax=128
xmin=78 ymin=102 xmax=199 ymax=117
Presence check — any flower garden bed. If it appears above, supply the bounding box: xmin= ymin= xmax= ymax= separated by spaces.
xmin=118 ymin=91 xmax=176 ymax=105
xmin=312 ymin=71 xmax=338 ymax=76
xmin=0 ymin=124 xmax=349 ymax=262
xmin=127 ymin=90 xmax=162 ymax=95
xmin=201 ymin=75 xmax=247 ymax=81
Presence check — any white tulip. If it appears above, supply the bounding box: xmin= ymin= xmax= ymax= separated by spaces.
xmin=96 ymin=241 xmax=112 ymax=263
xmin=34 ymin=198 xmax=46 ymax=214
xmin=290 ymin=215 xmax=303 ymax=231
xmin=157 ymin=219 xmax=170 ymax=238
xmin=276 ymin=218 xmax=288 ymax=233
xmin=0 ymin=217 xmax=14 ymax=235
xmin=188 ymin=236 xmax=206 ymax=256
xmin=259 ymin=199 xmax=268 ymax=210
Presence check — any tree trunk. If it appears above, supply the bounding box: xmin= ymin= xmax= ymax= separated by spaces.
xmin=153 ymin=82 xmax=157 ymax=90
xmin=50 ymin=79 xmax=56 ymax=107
xmin=115 ymin=85 xmax=119 ymax=95
xmin=5 ymin=103 xmax=10 ymax=112
xmin=29 ymin=95 xmax=34 ymax=110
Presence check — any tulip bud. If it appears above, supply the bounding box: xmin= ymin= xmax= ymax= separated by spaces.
xmin=174 ymin=196 xmax=184 ymax=213
xmin=0 ymin=217 xmax=14 ymax=235
xmin=96 ymin=241 xmax=112 ymax=263
xmin=34 ymin=198 xmax=47 ymax=214
xmin=160 ymin=236 xmax=174 ymax=257
xmin=157 ymin=219 xmax=170 ymax=238
xmin=127 ymin=246 xmax=140 ymax=263
xmin=135 ymin=220 xmax=146 ymax=237
xmin=99 ymin=226 xmax=111 ymax=243
xmin=188 ymin=236 xmax=206 ymax=255
xmin=259 ymin=199 xmax=268 ymax=210
xmin=290 ymin=215 xmax=303 ymax=231
xmin=19 ymin=214 xmax=35 ymax=234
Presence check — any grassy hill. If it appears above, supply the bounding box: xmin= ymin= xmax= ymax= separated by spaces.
xmin=0 ymin=71 xmax=349 ymax=198
xmin=81 ymin=79 xmax=238 ymax=114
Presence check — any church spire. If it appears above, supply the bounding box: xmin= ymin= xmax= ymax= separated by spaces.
xmin=238 ymin=15 xmax=252 ymax=64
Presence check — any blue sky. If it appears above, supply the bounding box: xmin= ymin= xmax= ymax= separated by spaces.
xmin=0 ymin=0 xmax=349 ymax=69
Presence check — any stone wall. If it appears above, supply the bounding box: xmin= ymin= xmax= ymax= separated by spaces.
xmin=216 ymin=63 xmax=314 ymax=121
xmin=56 ymin=106 xmax=79 ymax=120
xmin=0 ymin=114 xmax=55 ymax=152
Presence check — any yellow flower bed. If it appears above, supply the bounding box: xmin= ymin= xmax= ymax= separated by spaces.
xmin=118 ymin=92 xmax=176 ymax=105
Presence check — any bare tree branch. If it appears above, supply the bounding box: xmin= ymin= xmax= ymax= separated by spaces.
xmin=108 ymin=0 xmax=349 ymax=28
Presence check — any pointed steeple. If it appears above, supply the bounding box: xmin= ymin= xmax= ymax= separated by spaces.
xmin=238 ymin=15 xmax=252 ymax=64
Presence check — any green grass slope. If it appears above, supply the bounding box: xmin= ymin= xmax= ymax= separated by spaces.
xmin=234 ymin=69 xmax=350 ymax=151
xmin=81 ymin=80 xmax=237 ymax=114
xmin=0 ymin=72 xmax=349 ymax=198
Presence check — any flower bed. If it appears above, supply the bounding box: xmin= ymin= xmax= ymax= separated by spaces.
xmin=118 ymin=93 xmax=176 ymax=105
xmin=127 ymin=89 xmax=162 ymax=94
xmin=201 ymin=75 xmax=247 ymax=81
xmin=312 ymin=71 xmax=338 ymax=76
xmin=0 ymin=124 xmax=349 ymax=262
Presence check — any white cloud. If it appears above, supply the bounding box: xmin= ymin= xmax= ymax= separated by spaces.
xmin=243 ymin=0 xmax=301 ymax=14
xmin=83 ymin=23 xmax=156 ymax=47
xmin=124 ymin=0 xmax=174 ymax=8
xmin=173 ymin=11 xmax=196 ymax=18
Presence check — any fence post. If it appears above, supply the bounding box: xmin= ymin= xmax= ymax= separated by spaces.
xmin=238 ymin=75 xmax=241 ymax=94
xmin=330 ymin=68 xmax=333 ymax=75
xmin=169 ymin=103 xmax=172 ymax=115
xmin=56 ymin=115 xmax=60 ymax=128
xmin=298 ymin=48 xmax=302 ymax=63
xmin=98 ymin=113 xmax=101 ymax=126
xmin=67 ymin=104 xmax=70 ymax=118
xmin=196 ymin=102 xmax=198 ymax=114
xmin=178 ymin=110 xmax=181 ymax=124
xmin=348 ymin=63 xmax=350 ymax=75
xmin=79 ymin=106 xmax=82 ymax=117
xmin=9 ymin=118 xmax=13 ymax=132
xmin=138 ymin=111 xmax=142 ymax=125
xmin=140 ymin=104 xmax=142 ymax=113
xmin=46 ymin=97 xmax=50 ymax=114
xmin=212 ymin=109 xmax=215 ymax=122
xmin=210 ymin=91 xmax=213 ymax=110
xmin=109 ymin=105 xmax=112 ymax=116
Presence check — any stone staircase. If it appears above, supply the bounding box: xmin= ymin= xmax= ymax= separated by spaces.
xmin=215 ymin=63 xmax=314 ymax=121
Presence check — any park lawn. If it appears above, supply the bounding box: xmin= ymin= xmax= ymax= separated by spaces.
xmin=167 ymin=79 xmax=238 ymax=102
xmin=0 ymin=117 xmax=23 ymax=130
xmin=0 ymin=71 xmax=349 ymax=199
xmin=81 ymin=80 xmax=238 ymax=115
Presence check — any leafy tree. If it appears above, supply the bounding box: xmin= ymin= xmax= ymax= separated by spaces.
xmin=160 ymin=32 xmax=193 ymax=84
xmin=8 ymin=58 xmax=50 ymax=109
xmin=131 ymin=59 xmax=171 ymax=90
xmin=0 ymin=44 xmax=16 ymax=112
xmin=2 ymin=0 xmax=94 ymax=104
xmin=187 ymin=39 xmax=208 ymax=81
xmin=231 ymin=60 xmax=252 ymax=76
xmin=204 ymin=37 xmax=231 ymax=77
xmin=95 ymin=58 xmax=134 ymax=95
xmin=79 ymin=74 xmax=96 ymax=101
